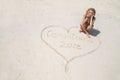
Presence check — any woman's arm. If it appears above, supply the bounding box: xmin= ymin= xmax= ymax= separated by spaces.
xmin=90 ymin=16 xmax=95 ymax=26
xmin=80 ymin=15 xmax=87 ymax=26
xmin=80 ymin=15 xmax=90 ymax=38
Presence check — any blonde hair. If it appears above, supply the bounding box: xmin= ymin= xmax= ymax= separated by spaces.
xmin=84 ymin=8 xmax=96 ymax=20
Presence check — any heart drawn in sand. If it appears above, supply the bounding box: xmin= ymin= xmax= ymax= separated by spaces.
xmin=41 ymin=25 xmax=101 ymax=66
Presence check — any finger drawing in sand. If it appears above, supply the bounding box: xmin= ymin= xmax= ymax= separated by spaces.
xmin=80 ymin=8 xmax=96 ymax=38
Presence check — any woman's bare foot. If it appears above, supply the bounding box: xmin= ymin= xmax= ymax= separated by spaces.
xmin=86 ymin=34 xmax=90 ymax=38
xmin=79 ymin=29 xmax=86 ymax=33
xmin=79 ymin=29 xmax=83 ymax=32
xmin=79 ymin=29 xmax=90 ymax=38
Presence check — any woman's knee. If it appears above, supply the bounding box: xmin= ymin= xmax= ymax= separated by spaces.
xmin=81 ymin=26 xmax=86 ymax=30
xmin=87 ymin=26 xmax=93 ymax=31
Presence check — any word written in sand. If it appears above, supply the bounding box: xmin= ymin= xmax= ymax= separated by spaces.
xmin=60 ymin=41 xmax=81 ymax=49
xmin=47 ymin=30 xmax=89 ymax=41
xmin=46 ymin=30 xmax=92 ymax=50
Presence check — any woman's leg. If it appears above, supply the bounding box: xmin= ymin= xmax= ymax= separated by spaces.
xmin=87 ymin=25 xmax=93 ymax=32
xmin=80 ymin=24 xmax=84 ymax=32
xmin=80 ymin=24 xmax=90 ymax=38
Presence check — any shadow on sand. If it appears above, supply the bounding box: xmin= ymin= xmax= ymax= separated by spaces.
xmin=89 ymin=29 xmax=100 ymax=36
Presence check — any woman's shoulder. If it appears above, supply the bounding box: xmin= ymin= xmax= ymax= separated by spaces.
xmin=83 ymin=15 xmax=86 ymax=18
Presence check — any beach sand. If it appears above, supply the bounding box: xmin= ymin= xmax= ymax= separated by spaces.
xmin=0 ymin=0 xmax=120 ymax=80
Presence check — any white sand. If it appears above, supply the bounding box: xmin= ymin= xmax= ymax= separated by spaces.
xmin=0 ymin=0 xmax=120 ymax=80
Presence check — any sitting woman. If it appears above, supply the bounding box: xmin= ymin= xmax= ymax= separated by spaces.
xmin=80 ymin=8 xmax=96 ymax=38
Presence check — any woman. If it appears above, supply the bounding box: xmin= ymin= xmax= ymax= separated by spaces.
xmin=80 ymin=8 xmax=96 ymax=38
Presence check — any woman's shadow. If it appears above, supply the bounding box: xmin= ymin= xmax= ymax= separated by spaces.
xmin=89 ymin=28 xmax=100 ymax=36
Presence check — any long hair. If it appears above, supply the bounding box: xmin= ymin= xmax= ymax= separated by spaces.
xmin=84 ymin=8 xmax=96 ymax=20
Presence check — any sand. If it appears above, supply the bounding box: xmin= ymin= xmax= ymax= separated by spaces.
xmin=0 ymin=0 xmax=120 ymax=80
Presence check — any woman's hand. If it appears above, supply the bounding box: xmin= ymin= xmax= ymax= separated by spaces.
xmin=90 ymin=15 xmax=94 ymax=20
xmin=90 ymin=15 xmax=94 ymax=26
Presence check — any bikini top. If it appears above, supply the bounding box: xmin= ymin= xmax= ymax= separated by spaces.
xmin=85 ymin=16 xmax=96 ymax=20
